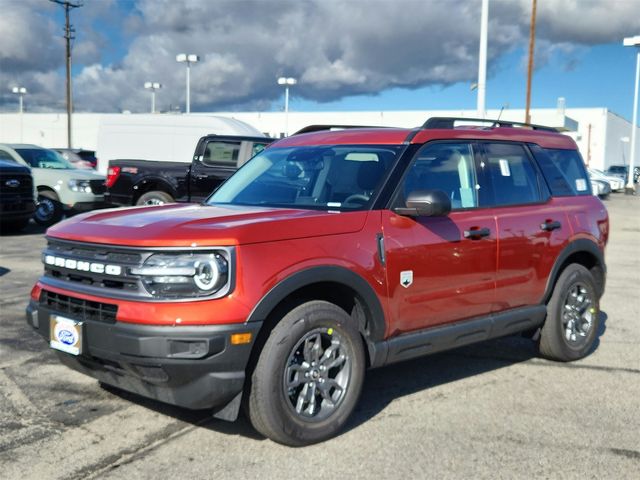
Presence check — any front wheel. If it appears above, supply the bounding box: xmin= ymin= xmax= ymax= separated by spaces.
xmin=34 ymin=192 xmax=63 ymax=226
xmin=247 ymin=301 xmax=365 ymax=446
xmin=538 ymin=264 xmax=600 ymax=361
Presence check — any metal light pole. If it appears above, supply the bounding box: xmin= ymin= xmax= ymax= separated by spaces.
xmin=11 ymin=86 xmax=27 ymax=113
xmin=277 ymin=77 xmax=297 ymax=136
xmin=11 ymin=86 xmax=27 ymax=142
xmin=176 ymin=54 xmax=200 ymax=114
xmin=477 ymin=0 xmax=489 ymax=119
xmin=623 ymin=35 xmax=640 ymax=194
xmin=144 ymin=82 xmax=162 ymax=113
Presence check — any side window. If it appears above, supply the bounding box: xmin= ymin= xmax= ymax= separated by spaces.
xmin=202 ymin=141 xmax=241 ymax=167
xmin=482 ymin=143 xmax=542 ymax=206
xmin=531 ymin=146 xmax=591 ymax=196
xmin=0 ymin=150 xmax=17 ymax=162
xmin=401 ymin=143 xmax=478 ymax=209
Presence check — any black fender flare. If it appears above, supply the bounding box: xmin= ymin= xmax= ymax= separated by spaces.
xmin=134 ymin=177 xmax=178 ymax=200
xmin=246 ymin=266 xmax=387 ymax=344
xmin=541 ymin=238 xmax=606 ymax=303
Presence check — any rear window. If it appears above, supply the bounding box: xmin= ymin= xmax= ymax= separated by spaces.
xmin=530 ymin=146 xmax=591 ymax=196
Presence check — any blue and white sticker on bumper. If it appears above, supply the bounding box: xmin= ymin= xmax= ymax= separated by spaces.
xmin=50 ymin=315 xmax=83 ymax=355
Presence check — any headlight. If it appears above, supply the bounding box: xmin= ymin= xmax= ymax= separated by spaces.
xmin=131 ymin=251 xmax=230 ymax=298
xmin=68 ymin=179 xmax=93 ymax=193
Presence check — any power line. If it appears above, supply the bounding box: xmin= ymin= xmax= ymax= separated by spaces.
xmin=50 ymin=0 xmax=83 ymax=149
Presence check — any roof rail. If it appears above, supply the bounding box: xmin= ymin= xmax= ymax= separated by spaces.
xmin=293 ymin=124 xmax=388 ymax=135
xmin=422 ymin=117 xmax=558 ymax=133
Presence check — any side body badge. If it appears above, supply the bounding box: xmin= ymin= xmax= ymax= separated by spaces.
xmin=400 ymin=270 xmax=413 ymax=288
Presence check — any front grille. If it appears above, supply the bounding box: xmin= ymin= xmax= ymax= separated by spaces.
xmin=0 ymin=173 xmax=33 ymax=199
xmin=0 ymin=201 xmax=33 ymax=212
xmin=44 ymin=239 xmax=147 ymax=297
xmin=90 ymin=179 xmax=106 ymax=195
xmin=40 ymin=289 xmax=118 ymax=324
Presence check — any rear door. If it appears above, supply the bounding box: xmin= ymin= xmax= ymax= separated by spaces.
xmin=382 ymin=141 xmax=497 ymax=335
xmin=478 ymin=142 xmax=570 ymax=309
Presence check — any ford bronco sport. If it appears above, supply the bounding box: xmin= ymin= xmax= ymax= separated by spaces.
xmin=27 ymin=117 xmax=608 ymax=446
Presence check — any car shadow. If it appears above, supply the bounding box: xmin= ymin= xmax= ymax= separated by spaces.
xmin=100 ymin=311 xmax=608 ymax=445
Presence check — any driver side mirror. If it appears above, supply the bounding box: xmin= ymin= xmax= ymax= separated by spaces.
xmin=393 ymin=189 xmax=451 ymax=217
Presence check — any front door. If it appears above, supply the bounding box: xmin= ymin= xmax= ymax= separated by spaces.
xmin=189 ymin=140 xmax=242 ymax=202
xmin=382 ymin=141 xmax=497 ymax=335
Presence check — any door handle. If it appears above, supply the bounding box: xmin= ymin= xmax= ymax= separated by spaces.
xmin=540 ymin=220 xmax=561 ymax=232
xmin=194 ymin=174 xmax=209 ymax=180
xmin=463 ymin=227 xmax=491 ymax=239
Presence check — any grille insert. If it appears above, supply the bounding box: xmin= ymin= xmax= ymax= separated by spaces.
xmin=40 ymin=290 xmax=118 ymax=324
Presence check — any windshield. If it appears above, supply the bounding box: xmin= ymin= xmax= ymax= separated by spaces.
xmin=207 ymin=145 xmax=401 ymax=210
xmin=15 ymin=148 xmax=74 ymax=170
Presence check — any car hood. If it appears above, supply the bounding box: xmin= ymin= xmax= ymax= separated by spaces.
xmin=32 ymin=167 xmax=105 ymax=183
xmin=47 ymin=203 xmax=369 ymax=247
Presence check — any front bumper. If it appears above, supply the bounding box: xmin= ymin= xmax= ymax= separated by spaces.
xmin=67 ymin=200 xmax=108 ymax=213
xmin=26 ymin=299 xmax=261 ymax=412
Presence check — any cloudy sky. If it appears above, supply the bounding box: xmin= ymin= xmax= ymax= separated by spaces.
xmin=1 ymin=0 xmax=639 ymax=118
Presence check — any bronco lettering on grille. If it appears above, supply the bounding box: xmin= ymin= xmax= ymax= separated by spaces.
xmin=44 ymin=255 xmax=122 ymax=276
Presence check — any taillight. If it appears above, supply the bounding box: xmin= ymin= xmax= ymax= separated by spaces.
xmin=106 ymin=166 xmax=121 ymax=188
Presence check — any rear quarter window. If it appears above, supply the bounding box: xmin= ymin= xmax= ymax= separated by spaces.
xmin=529 ymin=145 xmax=591 ymax=196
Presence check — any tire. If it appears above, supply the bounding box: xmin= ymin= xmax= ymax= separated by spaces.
xmin=136 ymin=191 xmax=174 ymax=206
xmin=538 ymin=264 xmax=600 ymax=362
xmin=247 ymin=300 xmax=365 ymax=446
xmin=34 ymin=192 xmax=64 ymax=226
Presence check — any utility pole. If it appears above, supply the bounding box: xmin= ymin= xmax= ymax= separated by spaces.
xmin=51 ymin=0 xmax=83 ymax=149
xmin=477 ymin=0 xmax=489 ymax=119
xmin=525 ymin=0 xmax=537 ymax=125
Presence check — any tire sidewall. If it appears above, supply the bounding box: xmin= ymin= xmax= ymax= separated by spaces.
xmin=34 ymin=195 xmax=63 ymax=226
xmin=547 ymin=265 xmax=600 ymax=360
xmin=136 ymin=191 xmax=173 ymax=206
xmin=252 ymin=302 xmax=365 ymax=445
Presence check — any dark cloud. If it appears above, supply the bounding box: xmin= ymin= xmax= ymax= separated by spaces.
xmin=1 ymin=0 xmax=639 ymax=112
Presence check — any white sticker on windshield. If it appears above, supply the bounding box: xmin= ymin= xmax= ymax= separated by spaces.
xmin=499 ymin=159 xmax=511 ymax=176
xmin=576 ymin=178 xmax=587 ymax=191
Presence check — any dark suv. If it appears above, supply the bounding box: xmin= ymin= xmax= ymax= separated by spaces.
xmin=27 ymin=117 xmax=608 ymax=446
xmin=0 ymin=158 xmax=35 ymax=232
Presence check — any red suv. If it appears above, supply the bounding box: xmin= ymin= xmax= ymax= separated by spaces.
xmin=27 ymin=117 xmax=608 ymax=446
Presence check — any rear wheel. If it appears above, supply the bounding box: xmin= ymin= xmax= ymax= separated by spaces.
xmin=136 ymin=191 xmax=174 ymax=206
xmin=34 ymin=191 xmax=63 ymax=226
xmin=538 ymin=264 xmax=600 ymax=361
xmin=247 ymin=300 xmax=365 ymax=446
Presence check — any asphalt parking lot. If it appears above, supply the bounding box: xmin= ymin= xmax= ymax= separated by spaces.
xmin=1 ymin=194 xmax=638 ymax=479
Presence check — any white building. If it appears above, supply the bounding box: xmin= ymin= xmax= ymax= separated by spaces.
xmin=0 ymin=108 xmax=636 ymax=171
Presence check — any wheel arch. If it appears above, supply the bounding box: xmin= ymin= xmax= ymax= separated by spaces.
xmin=246 ymin=266 xmax=387 ymax=369
xmin=542 ymin=239 xmax=606 ymax=304
xmin=37 ymin=186 xmax=59 ymax=200
xmin=132 ymin=178 xmax=177 ymax=203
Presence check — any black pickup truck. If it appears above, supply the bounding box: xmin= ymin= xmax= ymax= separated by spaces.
xmin=106 ymin=135 xmax=273 ymax=206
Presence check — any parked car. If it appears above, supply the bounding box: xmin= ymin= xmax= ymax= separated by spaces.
xmin=27 ymin=117 xmax=608 ymax=446
xmin=0 ymin=158 xmax=35 ymax=232
xmin=606 ymin=165 xmax=639 ymax=184
xmin=590 ymin=178 xmax=611 ymax=199
xmin=106 ymin=135 xmax=273 ymax=206
xmin=588 ymin=168 xmax=624 ymax=192
xmin=54 ymin=148 xmax=98 ymax=169
xmin=0 ymin=144 xmax=106 ymax=226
